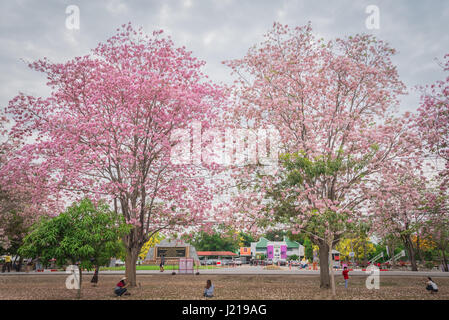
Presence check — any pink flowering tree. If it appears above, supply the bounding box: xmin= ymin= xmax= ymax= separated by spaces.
xmin=369 ymin=166 xmax=429 ymax=271
xmin=3 ymin=23 xmax=225 ymax=285
xmin=224 ymin=23 xmax=420 ymax=292
xmin=0 ymin=116 xmax=52 ymax=255
xmin=422 ymin=189 xmax=449 ymax=271
xmin=416 ymin=54 xmax=449 ymax=186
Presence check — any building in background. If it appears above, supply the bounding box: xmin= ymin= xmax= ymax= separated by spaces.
xmin=197 ymin=251 xmax=238 ymax=265
xmin=239 ymin=247 xmax=252 ymax=263
xmin=144 ymin=239 xmax=199 ymax=265
xmin=250 ymin=236 xmax=304 ymax=262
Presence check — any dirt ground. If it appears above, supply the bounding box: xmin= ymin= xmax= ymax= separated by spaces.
xmin=0 ymin=274 xmax=448 ymax=300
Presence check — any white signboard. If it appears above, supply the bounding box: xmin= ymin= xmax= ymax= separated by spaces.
xmin=179 ymin=258 xmax=194 ymax=274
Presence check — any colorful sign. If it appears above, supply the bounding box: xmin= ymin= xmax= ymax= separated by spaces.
xmin=239 ymin=247 xmax=251 ymax=256
xmin=267 ymin=245 xmax=274 ymax=259
xmin=281 ymin=245 xmax=287 ymax=259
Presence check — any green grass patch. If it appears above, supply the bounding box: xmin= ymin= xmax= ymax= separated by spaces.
xmin=100 ymin=265 xmax=218 ymax=271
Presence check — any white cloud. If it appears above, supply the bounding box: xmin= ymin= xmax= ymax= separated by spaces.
xmin=106 ymin=0 xmax=128 ymax=15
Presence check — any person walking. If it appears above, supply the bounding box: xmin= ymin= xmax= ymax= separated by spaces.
xmin=342 ymin=266 xmax=349 ymax=289
xmin=426 ymin=277 xmax=438 ymax=294
xmin=91 ymin=266 xmax=99 ymax=286
xmin=160 ymin=254 xmax=165 ymax=272
xmin=34 ymin=257 xmax=42 ymax=271
xmin=4 ymin=255 xmax=12 ymax=273
xmin=203 ymin=279 xmax=214 ymax=298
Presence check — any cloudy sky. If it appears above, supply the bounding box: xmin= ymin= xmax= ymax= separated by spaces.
xmin=1 ymin=0 xmax=448 ymax=115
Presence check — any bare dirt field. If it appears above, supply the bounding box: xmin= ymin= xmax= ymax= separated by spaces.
xmin=0 ymin=274 xmax=448 ymax=300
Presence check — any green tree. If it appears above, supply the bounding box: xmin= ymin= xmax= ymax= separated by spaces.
xmin=19 ymin=198 xmax=130 ymax=298
xmin=289 ymin=254 xmax=299 ymax=261
xmin=303 ymin=237 xmax=314 ymax=261
xmin=191 ymin=226 xmax=240 ymax=252
xmin=264 ymin=152 xmax=355 ymax=293
xmin=264 ymin=230 xmax=287 ymax=241
xmin=239 ymin=232 xmax=255 ymax=247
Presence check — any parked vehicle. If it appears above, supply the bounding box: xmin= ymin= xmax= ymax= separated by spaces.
xmin=207 ymin=259 xmax=218 ymax=265
xmin=278 ymin=259 xmax=287 ymax=266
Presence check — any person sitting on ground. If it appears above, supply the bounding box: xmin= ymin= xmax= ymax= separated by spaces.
xmin=203 ymin=279 xmax=214 ymax=298
xmin=114 ymin=277 xmax=131 ymax=297
xmin=426 ymin=277 xmax=438 ymax=294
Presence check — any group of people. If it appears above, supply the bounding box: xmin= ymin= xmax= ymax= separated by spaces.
xmin=1 ymin=255 xmax=25 ymax=272
xmin=113 ymin=277 xmax=214 ymax=298
xmin=1 ymin=255 xmax=12 ymax=272
xmin=342 ymin=267 xmax=439 ymax=294
xmin=112 ymin=255 xmax=212 ymax=298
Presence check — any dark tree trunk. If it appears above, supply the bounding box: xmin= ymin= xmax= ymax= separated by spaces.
xmin=442 ymin=250 xmax=448 ymax=272
xmin=77 ymin=268 xmax=83 ymax=299
xmin=390 ymin=242 xmax=396 ymax=268
xmin=125 ymin=248 xmax=139 ymax=286
xmin=416 ymin=235 xmax=425 ymax=264
xmin=403 ymin=235 xmax=418 ymax=271
xmin=318 ymin=240 xmax=330 ymax=289
xmin=124 ymin=227 xmax=142 ymax=287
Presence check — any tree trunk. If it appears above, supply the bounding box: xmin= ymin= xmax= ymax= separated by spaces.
xmin=441 ymin=249 xmax=448 ymax=272
xmin=318 ymin=240 xmax=330 ymax=289
xmin=390 ymin=242 xmax=396 ymax=268
xmin=77 ymin=267 xmax=82 ymax=299
xmin=363 ymin=240 xmax=367 ymax=266
xmin=125 ymin=246 xmax=140 ymax=287
xmin=328 ymin=238 xmax=336 ymax=296
xmin=403 ymin=235 xmax=418 ymax=271
xmin=416 ymin=235 xmax=425 ymax=265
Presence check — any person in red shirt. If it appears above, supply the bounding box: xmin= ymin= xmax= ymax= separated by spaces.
xmin=342 ymin=266 xmax=349 ymax=289
xmin=114 ymin=277 xmax=130 ymax=297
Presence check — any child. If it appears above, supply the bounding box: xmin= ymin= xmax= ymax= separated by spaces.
xmin=426 ymin=277 xmax=438 ymax=294
xmin=203 ymin=279 xmax=214 ymax=298
xmin=342 ymin=266 xmax=349 ymax=288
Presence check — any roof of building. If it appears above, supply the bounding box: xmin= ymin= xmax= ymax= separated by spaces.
xmin=197 ymin=251 xmax=238 ymax=256
xmin=283 ymin=236 xmax=300 ymax=248
xmin=255 ymin=237 xmax=269 ymax=248
xmin=253 ymin=236 xmax=302 ymax=248
xmin=144 ymin=239 xmax=199 ymax=260
xmin=154 ymin=239 xmax=190 ymax=247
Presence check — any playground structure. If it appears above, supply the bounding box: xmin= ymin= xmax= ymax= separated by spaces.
xmin=369 ymin=252 xmax=384 ymax=264
xmin=386 ymin=250 xmax=406 ymax=264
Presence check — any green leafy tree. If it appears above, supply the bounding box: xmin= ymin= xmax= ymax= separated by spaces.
xmin=239 ymin=232 xmax=255 ymax=247
xmin=303 ymin=237 xmax=314 ymax=261
xmin=264 ymin=152 xmax=355 ymax=293
xmin=264 ymin=230 xmax=287 ymax=241
xmin=191 ymin=226 xmax=240 ymax=252
xmin=289 ymin=254 xmax=299 ymax=261
xmin=19 ymin=198 xmax=131 ymax=298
